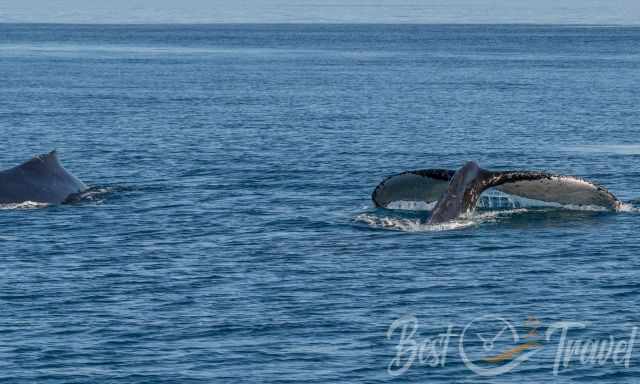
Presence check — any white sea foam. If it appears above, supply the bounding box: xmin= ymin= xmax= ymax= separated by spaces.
xmin=355 ymin=199 xmax=635 ymax=232
xmin=355 ymin=213 xmax=475 ymax=232
xmin=0 ymin=187 xmax=114 ymax=210
xmin=618 ymin=203 xmax=640 ymax=213
xmin=358 ymin=199 xmax=640 ymax=232
xmin=0 ymin=201 xmax=49 ymax=210
xmin=355 ymin=209 xmax=528 ymax=232
xmin=69 ymin=187 xmax=112 ymax=204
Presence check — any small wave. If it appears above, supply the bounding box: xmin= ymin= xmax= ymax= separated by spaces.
xmin=472 ymin=208 xmax=529 ymax=220
xmin=0 ymin=201 xmax=49 ymax=210
xmin=567 ymin=144 xmax=640 ymax=155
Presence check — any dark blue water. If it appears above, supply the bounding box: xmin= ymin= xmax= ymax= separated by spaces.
xmin=1 ymin=24 xmax=640 ymax=383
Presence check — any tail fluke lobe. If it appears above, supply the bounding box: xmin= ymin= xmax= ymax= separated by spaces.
xmin=371 ymin=169 xmax=454 ymax=208
xmin=486 ymin=171 xmax=621 ymax=211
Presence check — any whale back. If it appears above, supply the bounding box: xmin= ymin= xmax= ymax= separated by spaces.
xmin=0 ymin=151 xmax=87 ymax=204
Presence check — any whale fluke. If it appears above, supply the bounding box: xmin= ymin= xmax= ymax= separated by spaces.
xmin=0 ymin=150 xmax=87 ymax=204
xmin=372 ymin=162 xmax=622 ymax=224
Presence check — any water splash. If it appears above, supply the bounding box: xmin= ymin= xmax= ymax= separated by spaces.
xmin=64 ymin=186 xmax=116 ymax=204
xmin=0 ymin=186 xmax=120 ymax=210
xmin=354 ymin=213 xmax=475 ymax=231
xmin=478 ymin=190 xmax=523 ymax=209
xmin=618 ymin=202 xmax=640 ymax=213
xmin=355 ymin=188 xmax=637 ymax=232
xmin=0 ymin=201 xmax=49 ymax=210
xmin=385 ymin=189 xmax=629 ymax=213
xmin=354 ymin=209 xmax=528 ymax=232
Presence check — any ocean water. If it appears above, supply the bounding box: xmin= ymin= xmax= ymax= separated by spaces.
xmin=0 ymin=24 xmax=640 ymax=383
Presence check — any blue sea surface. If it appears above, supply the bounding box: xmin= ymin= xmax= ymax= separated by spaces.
xmin=0 ymin=24 xmax=640 ymax=383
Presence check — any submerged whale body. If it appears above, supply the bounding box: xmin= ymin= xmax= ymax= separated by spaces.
xmin=0 ymin=151 xmax=87 ymax=205
xmin=372 ymin=161 xmax=622 ymax=224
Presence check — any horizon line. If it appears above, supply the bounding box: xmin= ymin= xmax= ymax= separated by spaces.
xmin=1 ymin=21 xmax=640 ymax=27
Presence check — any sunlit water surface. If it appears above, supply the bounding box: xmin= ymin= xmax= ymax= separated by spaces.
xmin=0 ymin=24 xmax=640 ymax=383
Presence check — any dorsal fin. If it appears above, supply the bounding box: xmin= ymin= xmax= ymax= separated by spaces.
xmin=0 ymin=150 xmax=87 ymax=204
xmin=16 ymin=150 xmax=64 ymax=175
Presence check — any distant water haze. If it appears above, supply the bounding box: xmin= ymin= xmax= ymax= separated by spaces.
xmin=1 ymin=0 xmax=640 ymax=24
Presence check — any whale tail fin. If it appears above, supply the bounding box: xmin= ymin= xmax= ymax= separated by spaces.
xmin=372 ymin=164 xmax=621 ymax=222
